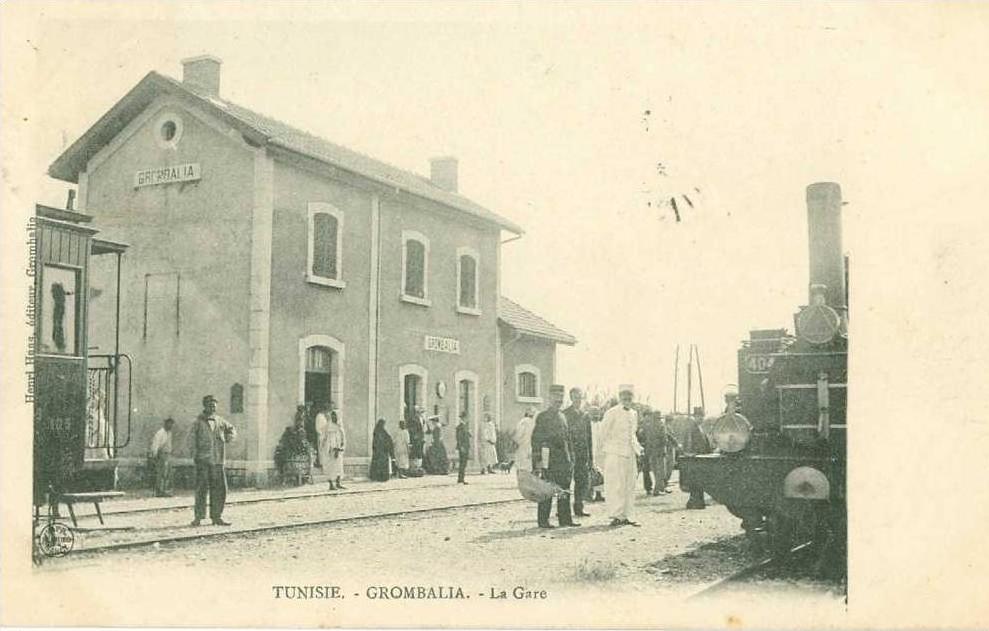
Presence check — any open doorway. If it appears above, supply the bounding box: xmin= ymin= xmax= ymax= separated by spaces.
xmin=298 ymin=335 xmax=345 ymax=467
xmin=404 ymin=373 xmax=422 ymax=422
xmin=455 ymin=370 xmax=479 ymax=462
xmin=304 ymin=346 xmax=337 ymax=461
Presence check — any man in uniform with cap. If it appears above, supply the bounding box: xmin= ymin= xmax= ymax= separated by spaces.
xmin=531 ymin=385 xmax=579 ymax=528
xmin=563 ymin=387 xmax=593 ymax=517
xmin=190 ymin=394 xmax=237 ymax=526
xmin=600 ymin=384 xmax=642 ymax=526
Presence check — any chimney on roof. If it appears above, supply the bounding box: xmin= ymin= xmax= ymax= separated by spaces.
xmin=429 ymin=157 xmax=458 ymax=193
xmin=181 ymin=55 xmax=222 ymax=98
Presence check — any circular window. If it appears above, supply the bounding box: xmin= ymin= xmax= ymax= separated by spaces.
xmin=154 ymin=113 xmax=183 ymax=149
xmin=160 ymin=121 xmax=177 ymax=142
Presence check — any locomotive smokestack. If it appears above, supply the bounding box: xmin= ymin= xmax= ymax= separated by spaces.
xmin=806 ymin=182 xmax=845 ymax=308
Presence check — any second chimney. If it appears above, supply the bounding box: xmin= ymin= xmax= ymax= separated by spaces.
xmin=429 ymin=157 xmax=458 ymax=193
xmin=181 ymin=55 xmax=222 ymax=98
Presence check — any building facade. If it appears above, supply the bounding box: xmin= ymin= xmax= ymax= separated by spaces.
xmin=49 ymin=56 xmax=575 ymax=484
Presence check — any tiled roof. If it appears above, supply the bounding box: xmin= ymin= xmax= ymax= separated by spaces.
xmin=498 ymin=297 xmax=577 ymax=345
xmin=48 ymin=71 xmax=523 ymax=235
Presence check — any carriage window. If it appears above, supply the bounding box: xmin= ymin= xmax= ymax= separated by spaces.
xmin=41 ymin=265 xmax=79 ymax=355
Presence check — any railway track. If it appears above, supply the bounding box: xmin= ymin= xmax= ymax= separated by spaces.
xmin=687 ymin=540 xmax=821 ymax=599
xmin=52 ymin=495 xmax=527 ymax=556
xmin=78 ymin=477 xmax=499 ymax=519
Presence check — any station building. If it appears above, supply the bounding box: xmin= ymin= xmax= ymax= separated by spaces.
xmin=48 ymin=56 xmax=575 ymax=484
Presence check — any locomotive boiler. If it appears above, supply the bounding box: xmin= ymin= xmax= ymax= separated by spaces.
xmin=679 ymin=182 xmax=848 ymax=569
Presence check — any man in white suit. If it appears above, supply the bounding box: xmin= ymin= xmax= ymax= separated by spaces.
xmin=600 ymin=385 xmax=643 ymax=526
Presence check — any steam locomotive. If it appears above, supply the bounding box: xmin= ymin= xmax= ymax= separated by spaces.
xmin=679 ymin=182 xmax=848 ymax=571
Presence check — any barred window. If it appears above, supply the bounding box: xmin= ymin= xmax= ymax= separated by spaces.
xmin=518 ymin=372 xmax=538 ymax=398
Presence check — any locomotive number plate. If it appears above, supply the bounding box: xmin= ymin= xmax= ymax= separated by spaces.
xmin=744 ymin=354 xmax=775 ymax=374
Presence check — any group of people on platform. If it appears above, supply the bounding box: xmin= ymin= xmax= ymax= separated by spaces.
xmin=273 ymin=402 xmax=347 ymax=490
xmin=518 ymin=383 xmax=712 ymax=529
xmin=368 ymin=408 xmax=500 ymax=483
xmin=143 ymin=386 xmax=713 ymax=531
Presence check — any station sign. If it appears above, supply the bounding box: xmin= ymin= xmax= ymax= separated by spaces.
xmin=424 ymin=335 xmax=460 ymax=354
xmin=134 ymin=163 xmax=201 ymax=188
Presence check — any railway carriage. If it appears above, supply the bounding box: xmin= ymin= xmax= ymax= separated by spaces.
xmin=680 ymin=182 xmax=848 ymax=570
xmin=33 ymin=203 xmax=131 ymax=508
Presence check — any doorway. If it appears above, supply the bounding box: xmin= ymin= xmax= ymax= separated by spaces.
xmin=455 ymin=370 xmax=479 ymax=462
xmin=403 ymin=373 xmax=422 ymax=422
xmin=304 ymin=346 xmax=337 ymax=459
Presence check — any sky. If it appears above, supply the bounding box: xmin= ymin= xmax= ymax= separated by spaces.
xmin=7 ymin=1 xmax=989 ymax=414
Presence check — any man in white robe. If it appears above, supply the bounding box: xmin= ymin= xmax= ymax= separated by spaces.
xmin=513 ymin=408 xmax=536 ymax=472
xmin=600 ymin=384 xmax=642 ymax=526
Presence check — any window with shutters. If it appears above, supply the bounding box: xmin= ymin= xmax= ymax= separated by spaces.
xmin=456 ymin=246 xmax=480 ymax=315
xmin=306 ymin=203 xmax=345 ymax=288
xmin=401 ymin=230 xmax=430 ymax=306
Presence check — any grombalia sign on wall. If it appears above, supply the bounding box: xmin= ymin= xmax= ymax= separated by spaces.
xmin=133 ymin=163 xmax=201 ymax=188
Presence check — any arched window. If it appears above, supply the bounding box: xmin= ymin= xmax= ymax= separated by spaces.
xmin=307 ymin=203 xmax=345 ymax=288
xmin=515 ymin=364 xmax=542 ymax=403
xmin=456 ymin=246 xmax=480 ymax=314
xmin=401 ymin=231 xmax=430 ymax=305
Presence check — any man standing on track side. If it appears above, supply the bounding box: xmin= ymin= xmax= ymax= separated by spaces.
xmin=601 ymin=384 xmax=642 ymax=526
xmin=190 ymin=394 xmax=236 ymax=527
xmin=531 ymin=385 xmax=579 ymax=529
xmin=563 ymin=387 xmax=593 ymax=518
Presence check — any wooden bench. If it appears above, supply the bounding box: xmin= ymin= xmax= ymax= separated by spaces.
xmin=58 ymin=491 xmax=125 ymax=527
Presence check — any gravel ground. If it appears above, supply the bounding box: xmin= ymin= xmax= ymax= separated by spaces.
xmin=58 ymin=473 xmax=524 ymax=550
xmin=42 ymin=476 xmax=757 ymax=598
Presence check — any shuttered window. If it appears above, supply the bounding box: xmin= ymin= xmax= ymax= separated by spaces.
xmin=404 ymin=238 xmax=426 ymax=299
xmin=311 ymin=212 xmax=338 ymax=279
xmin=459 ymin=253 xmax=477 ymax=309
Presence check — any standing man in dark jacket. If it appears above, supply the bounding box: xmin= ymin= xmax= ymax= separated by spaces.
xmin=563 ymin=387 xmax=592 ymax=517
xmin=638 ymin=411 xmax=670 ymax=496
xmin=190 ymin=394 xmax=236 ymax=526
xmin=531 ymin=385 xmax=579 ymax=528
xmin=682 ymin=406 xmax=711 ymax=509
xmin=455 ymin=412 xmax=471 ymax=484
